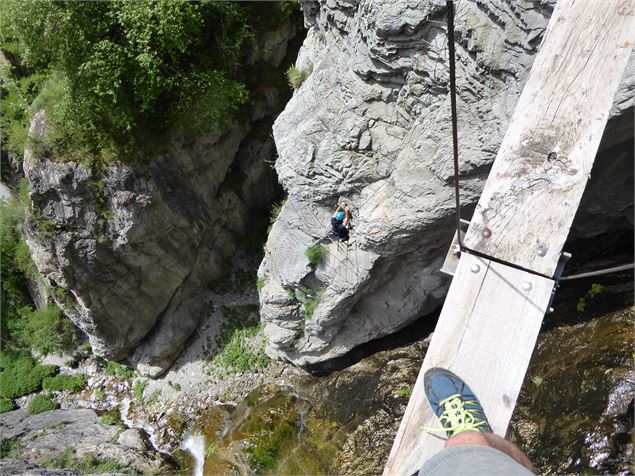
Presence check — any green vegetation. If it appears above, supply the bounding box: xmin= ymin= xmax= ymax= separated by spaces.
xmin=10 ymin=305 xmax=78 ymax=356
xmin=530 ymin=374 xmax=544 ymax=386
xmin=104 ymin=360 xmax=134 ymax=379
xmin=28 ymin=394 xmax=59 ymax=415
xmin=303 ymin=287 xmax=326 ymax=319
xmin=267 ymin=199 xmax=285 ymax=234
xmin=99 ymin=415 xmax=116 ymax=425
xmin=169 ymin=381 xmax=182 ymax=392
xmin=305 ymin=244 xmax=327 ymax=266
xmin=0 ymin=183 xmax=77 ymax=356
xmin=0 ymin=397 xmax=16 ymax=413
xmin=206 ymin=304 xmax=270 ymax=376
xmin=147 ymin=389 xmax=162 ymax=406
xmin=43 ymin=373 xmax=88 ymax=393
xmin=247 ymin=423 xmax=295 ymax=472
xmin=577 ymin=283 xmax=607 ymax=312
xmin=41 ymin=449 xmax=132 ymax=474
xmin=133 ymin=379 xmax=148 ymax=401
xmin=286 ymin=64 xmax=311 ymax=90
xmin=0 ymin=437 xmax=20 ymax=459
xmin=398 ymin=386 xmax=413 ymax=398
xmin=257 ymin=277 xmax=267 ymax=292
xmin=206 ymin=442 xmax=217 ymax=457
xmin=210 ymin=325 xmax=270 ymax=376
xmin=0 ymin=1 xmax=300 ymax=163
xmin=92 ymin=387 xmax=105 ymax=401
xmin=0 ymin=350 xmax=58 ymax=399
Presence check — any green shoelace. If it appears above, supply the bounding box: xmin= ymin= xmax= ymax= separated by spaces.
xmin=424 ymin=393 xmax=487 ymax=436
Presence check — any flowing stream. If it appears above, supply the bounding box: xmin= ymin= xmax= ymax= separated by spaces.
xmin=180 ymin=434 xmax=206 ymax=476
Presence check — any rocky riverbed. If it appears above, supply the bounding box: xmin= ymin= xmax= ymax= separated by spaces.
xmin=2 ymin=274 xmax=632 ymax=475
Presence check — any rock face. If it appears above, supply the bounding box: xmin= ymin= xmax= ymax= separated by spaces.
xmin=258 ymin=0 xmax=635 ymax=368
xmin=22 ymin=23 xmax=299 ymax=377
xmin=0 ymin=408 xmax=173 ymax=474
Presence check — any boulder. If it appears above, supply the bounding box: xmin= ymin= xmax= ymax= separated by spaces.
xmin=0 ymin=408 xmax=172 ymax=474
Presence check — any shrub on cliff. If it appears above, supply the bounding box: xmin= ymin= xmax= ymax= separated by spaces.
xmin=28 ymin=394 xmax=59 ymax=415
xmin=42 ymin=373 xmax=88 ymax=393
xmin=305 ymin=244 xmax=327 ymax=266
xmin=286 ymin=64 xmax=311 ymax=90
xmin=0 ymin=1 xmax=300 ymax=162
xmin=0 ymin=350 xmax=58 ymax=399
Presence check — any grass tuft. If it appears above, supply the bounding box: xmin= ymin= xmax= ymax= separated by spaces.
xmin=304 ymin=245 xmax=327 ymax=266
xmin=398 ymin=386 xmax=413 ymax=398
xmin=28 ymin=394 xmax=59 ymax=415
xmin=42 ymin=373 xmax=88 ymax=393
xmin=303 ymin=287 xmax=326 ymax=319
xmin=286 ymin=64 xmax=311 ymax=90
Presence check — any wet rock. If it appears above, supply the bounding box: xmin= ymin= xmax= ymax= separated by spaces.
xmin=511 ymin=307 xmax=635 ymax=475
xmin=194 ymin=339 xmax=429 ymax=474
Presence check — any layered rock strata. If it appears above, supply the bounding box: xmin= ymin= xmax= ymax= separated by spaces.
xmin=258 ymin=0 xmax=634 ymax=368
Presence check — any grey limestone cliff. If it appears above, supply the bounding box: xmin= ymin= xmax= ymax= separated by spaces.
xmin=258 ymin=0 xmax=634 ymax=369
xmin=21 ymin=23 xmax=299 ymax=377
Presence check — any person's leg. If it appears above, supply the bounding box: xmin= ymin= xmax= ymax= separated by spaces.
xmin=330 ymin=217 xmax=341 ymax=237
xmin=421 ymin=367 xmax=535 ymax=474
xmin=444 ymin=431 xmax=534 ymax=472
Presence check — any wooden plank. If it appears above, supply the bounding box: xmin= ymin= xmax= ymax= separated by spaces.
xmin=383 ymin=254 xmax=553 ymax=476
xmin=462 ymin=0 xmax=635 ymax=276
xmin=385 ymin=1 xmax=635 ymax=474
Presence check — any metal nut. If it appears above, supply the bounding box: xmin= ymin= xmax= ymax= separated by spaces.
xmin=522 ymin=281 xmax=532 ymax=291
xmin=470 ymin=264 xmax=481 ymax=273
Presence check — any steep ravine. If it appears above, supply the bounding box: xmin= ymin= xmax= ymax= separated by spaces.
xmin=1 ymin=1 xmax=633 ymax=475
xmin=20 ymin=20 xmax=302 ymax=378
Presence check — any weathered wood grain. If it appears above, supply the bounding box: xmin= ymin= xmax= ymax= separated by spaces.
xmin=384 ymin=254 xmax=553 ymax=476
xmin=462 ymin=0 xmax=635 ymax=276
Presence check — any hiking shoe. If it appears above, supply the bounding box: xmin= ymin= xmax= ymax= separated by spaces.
xmin=423 ymin=367 xmax=492 ymax=437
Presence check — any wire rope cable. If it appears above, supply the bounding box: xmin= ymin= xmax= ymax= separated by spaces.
xmin=446 ymin=0 xmax=464 ymax=250
xmin=559 ymin=263 xmax=634 ymax=281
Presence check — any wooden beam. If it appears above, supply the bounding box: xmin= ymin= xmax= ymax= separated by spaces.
xmin=384 ymin=0 xmax=635 ymax=474
xmin=383 ymin=254 xmax=553 ymax=476
xmin=462 ymin=0 xmax=635 ymax=276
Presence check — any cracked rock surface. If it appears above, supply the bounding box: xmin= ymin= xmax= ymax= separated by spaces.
xmin=258 ymin=0 xmax=634 ymax=369
xmin=22 ymin=23 xmax=299 ymax=377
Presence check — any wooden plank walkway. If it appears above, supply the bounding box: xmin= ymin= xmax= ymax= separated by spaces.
xmin=383 ymin=1 xmax=635 ymax=475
